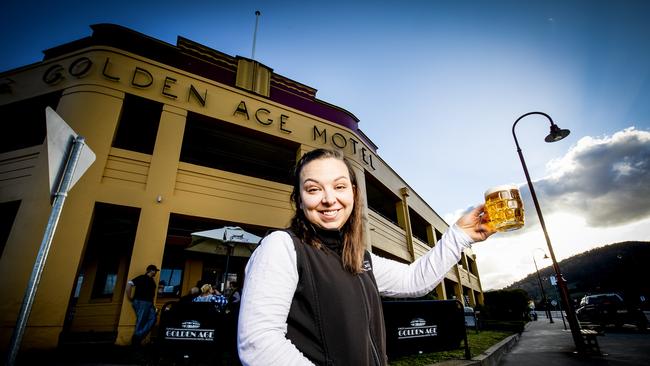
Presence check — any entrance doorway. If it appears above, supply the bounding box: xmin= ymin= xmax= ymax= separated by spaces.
xmin=62 ymin=202 xmax=140 ymax=343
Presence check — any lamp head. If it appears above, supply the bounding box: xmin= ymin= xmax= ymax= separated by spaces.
xmin=545 ymin=124 xmax=570 ymax=143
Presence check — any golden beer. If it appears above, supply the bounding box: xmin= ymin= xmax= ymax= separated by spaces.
xmin=484 ymin=185 xmax=524 ymax=232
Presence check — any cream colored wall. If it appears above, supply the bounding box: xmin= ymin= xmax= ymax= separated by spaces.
xmin=0 ymin=143 xmax=53 ymax=348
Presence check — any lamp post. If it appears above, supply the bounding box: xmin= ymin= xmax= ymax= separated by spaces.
xmin=512 ymin=111 xmax=586 ymax=353
xmin=532 ymin=248 xmax=552 ymax=323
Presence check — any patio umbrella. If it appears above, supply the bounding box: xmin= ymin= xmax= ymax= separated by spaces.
xmin=187 ymin=226 xmax=261 ymax=290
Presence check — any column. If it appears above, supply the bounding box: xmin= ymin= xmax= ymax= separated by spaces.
xmin=396 ymin=187 xmax=414 ymax=261
xmin=116 ymin=104 xmax=186 ymax=345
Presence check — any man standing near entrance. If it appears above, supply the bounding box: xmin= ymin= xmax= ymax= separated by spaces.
xmin=125 ymin=264 xmax=159 ymax=346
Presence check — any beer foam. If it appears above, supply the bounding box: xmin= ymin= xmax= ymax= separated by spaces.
xmin=484 ymin=184 xmax=518 ymax=197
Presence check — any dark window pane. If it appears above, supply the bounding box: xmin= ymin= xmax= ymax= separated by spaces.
xmin=113 ymin=94 xmax=162 ymax=154
xmin=0 ymin=92 xmax=61 ymax=153
xmin=435 ymin=229 xmax=443 ymax=243
xmin=159 ymin=244 xmax=185 ymax=298
xmin=180 ymin=112 xmax=297 ymax=184
xmin=86 ymin=203 xmax=140 ymax=299
xmin=364 ymin=172 xmax=400 ymax=225
xmin=0 ymin=200 xmax=21 ymax=259
xmin=408 ymin=207 xmax=430 ymax=245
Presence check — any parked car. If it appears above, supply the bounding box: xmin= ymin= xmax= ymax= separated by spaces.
xmin=576 ymin=293 xmax=647 ymax=330
xmin=464 ymin=306 xmax=477 ymax=328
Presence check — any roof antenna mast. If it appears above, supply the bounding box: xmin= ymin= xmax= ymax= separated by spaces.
xmin=251 ymin=10 xmax=261 ymax=60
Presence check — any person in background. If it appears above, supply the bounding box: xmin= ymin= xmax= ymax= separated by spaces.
xmin=225 ymin=281 xmax=243 ymax=363
xmin=228 ymin=281 xmax=241 ymax=308
xmin=237 ymin=148 xmax=495 ymax=365
xmin=193 ymin=284 xmax=219 ymax=302
xmin=179 ymin=286 xmax=200 ymax=303
xmin=193 ymin=283 xmax=228 ymax=311
xmin=125 ymin=264 xmax=159 ymax=346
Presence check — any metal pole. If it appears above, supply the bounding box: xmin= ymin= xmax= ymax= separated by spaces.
xmin=5 ymin=137 xmax=87 ymax=366
xmin=533 ymin=256 xmax=553 ymax=323
xmin=251 ymin=10 xmax=261 ymax=60
xmin=512 ymin=113 xmax=586 ymax=354
xmin=221 ymin=246 xmax=232 ymax=293
xmin=555 ymin=283 xmax=568 ymax=329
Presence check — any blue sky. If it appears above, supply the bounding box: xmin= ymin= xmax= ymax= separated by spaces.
xmin=2 ymin=0 xmax=649 ymax=290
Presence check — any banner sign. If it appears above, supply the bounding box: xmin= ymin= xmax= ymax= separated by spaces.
xmin=158 ymin=302 xmax=223 ymax=346
xmin=383 ymin=300 xmax=466 ymax=358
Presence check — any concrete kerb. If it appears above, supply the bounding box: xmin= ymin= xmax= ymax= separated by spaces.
xmin=433 ymin=324 xmax=526 ymax=366
xmin=467 ymin=331 xmax=521 ymax=366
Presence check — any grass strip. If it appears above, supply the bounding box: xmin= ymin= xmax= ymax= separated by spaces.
xmin=388 ymin=329 xmax=514 ymax=366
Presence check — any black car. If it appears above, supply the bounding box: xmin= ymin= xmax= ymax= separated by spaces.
xmin=576 ymin=293 xmax=647 ymax=330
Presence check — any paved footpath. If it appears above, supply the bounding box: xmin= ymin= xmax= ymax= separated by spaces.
xmin=499 ymin=316 xmax=650 ymax=366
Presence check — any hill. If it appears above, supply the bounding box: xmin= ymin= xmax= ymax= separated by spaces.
xmin=501 ymin=241 xmax=650 ymax=306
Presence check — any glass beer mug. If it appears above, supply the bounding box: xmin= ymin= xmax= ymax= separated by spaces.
xmin=484 ymin=185 xmax=524 ymax=232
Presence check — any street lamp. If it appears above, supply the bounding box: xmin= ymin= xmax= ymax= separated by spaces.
xmin=512 ymin=111 xmax=586 ymax=353
xmin=532 ymin=248 xmax=552 ymax=323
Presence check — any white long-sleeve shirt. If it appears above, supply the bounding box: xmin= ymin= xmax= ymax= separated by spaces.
xmin=237 ymin=224 xmax=474 ymax=365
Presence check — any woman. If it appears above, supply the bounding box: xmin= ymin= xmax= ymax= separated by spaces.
xmin=193 ymin=284 xmax=227 ymax=310
xmin=193 ymin=284 xmax=218 ymax=302
xmin=237 ymin=148 xmax=494 ymax=365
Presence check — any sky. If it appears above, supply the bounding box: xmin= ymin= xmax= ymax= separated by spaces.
xmin=2 ymin=0 xmax=649 ymax=291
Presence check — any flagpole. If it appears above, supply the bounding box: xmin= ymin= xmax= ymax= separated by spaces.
xmin=252 ymin=10 xmax=261 ymax=60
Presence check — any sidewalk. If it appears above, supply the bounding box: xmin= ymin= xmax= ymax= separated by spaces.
xmin=498 ymin=316 xmax=650 ymax=366
xmin=437 ymin=314 xmax=650 ymax=366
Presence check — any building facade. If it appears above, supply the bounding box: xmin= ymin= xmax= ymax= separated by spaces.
xmin=0 ymin=24 xmax=484 ymax=350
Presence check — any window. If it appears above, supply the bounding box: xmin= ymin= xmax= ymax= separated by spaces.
xmin=0 ymin=92 xmax=61 ymax=153
xmin=364 ymin=172 xmax=400 ymax=225
xmin=73 ymin=273 xmax=84 ymax=298
xmin=408 ymin=208 xmax=430 ymax=245
xmin=92 ymin=262 xmax=119 ymax=298
xmin=467 ymin=256 xmax=478 ymax=276
xmin=444 ymin=278 xmax=457 ymax=300
xmin=0 ymin=200 xmax=21 ymax=259
xmin=180 ymin=112 xmax=298 ymax=184
xmin=158 ymin=245 xmax=185 ymax=298
xmin=158 ymin=268 xmax=183 ymax=297
xmin=434 ymin=228 xmax=443 ymax=243
xmin=84 ymin=203 xmax=140 ymax=299
xmin=112 ymin=94 xmax=162 ymax=154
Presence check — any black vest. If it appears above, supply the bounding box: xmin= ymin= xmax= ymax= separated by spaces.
xmin=285 ymin=230 xmax=388 ymax=366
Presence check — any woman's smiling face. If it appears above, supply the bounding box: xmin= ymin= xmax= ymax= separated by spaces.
xmin=299 ymin=157 xmax=354 ymax=230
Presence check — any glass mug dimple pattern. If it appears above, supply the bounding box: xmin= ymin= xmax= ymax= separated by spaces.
xmin=484 ymin=185 xmax=524 ymax=232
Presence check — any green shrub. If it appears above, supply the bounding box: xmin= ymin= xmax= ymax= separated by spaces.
xmin=483 ymin=289 xmax=530 ymax=321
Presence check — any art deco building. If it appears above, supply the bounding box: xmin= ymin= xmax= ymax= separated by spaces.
xmin=0 ymin=24 xmax=484 ymax=350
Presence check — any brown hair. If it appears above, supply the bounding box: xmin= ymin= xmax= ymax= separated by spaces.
xmin=290 ymin=148 xmax=366 ymax=274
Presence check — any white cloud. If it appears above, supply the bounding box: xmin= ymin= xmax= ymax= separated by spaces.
xmin=537 ymin=127 xmax=650 ymax=226
xmin=453 ymin=127 xmax=650 ymax=290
